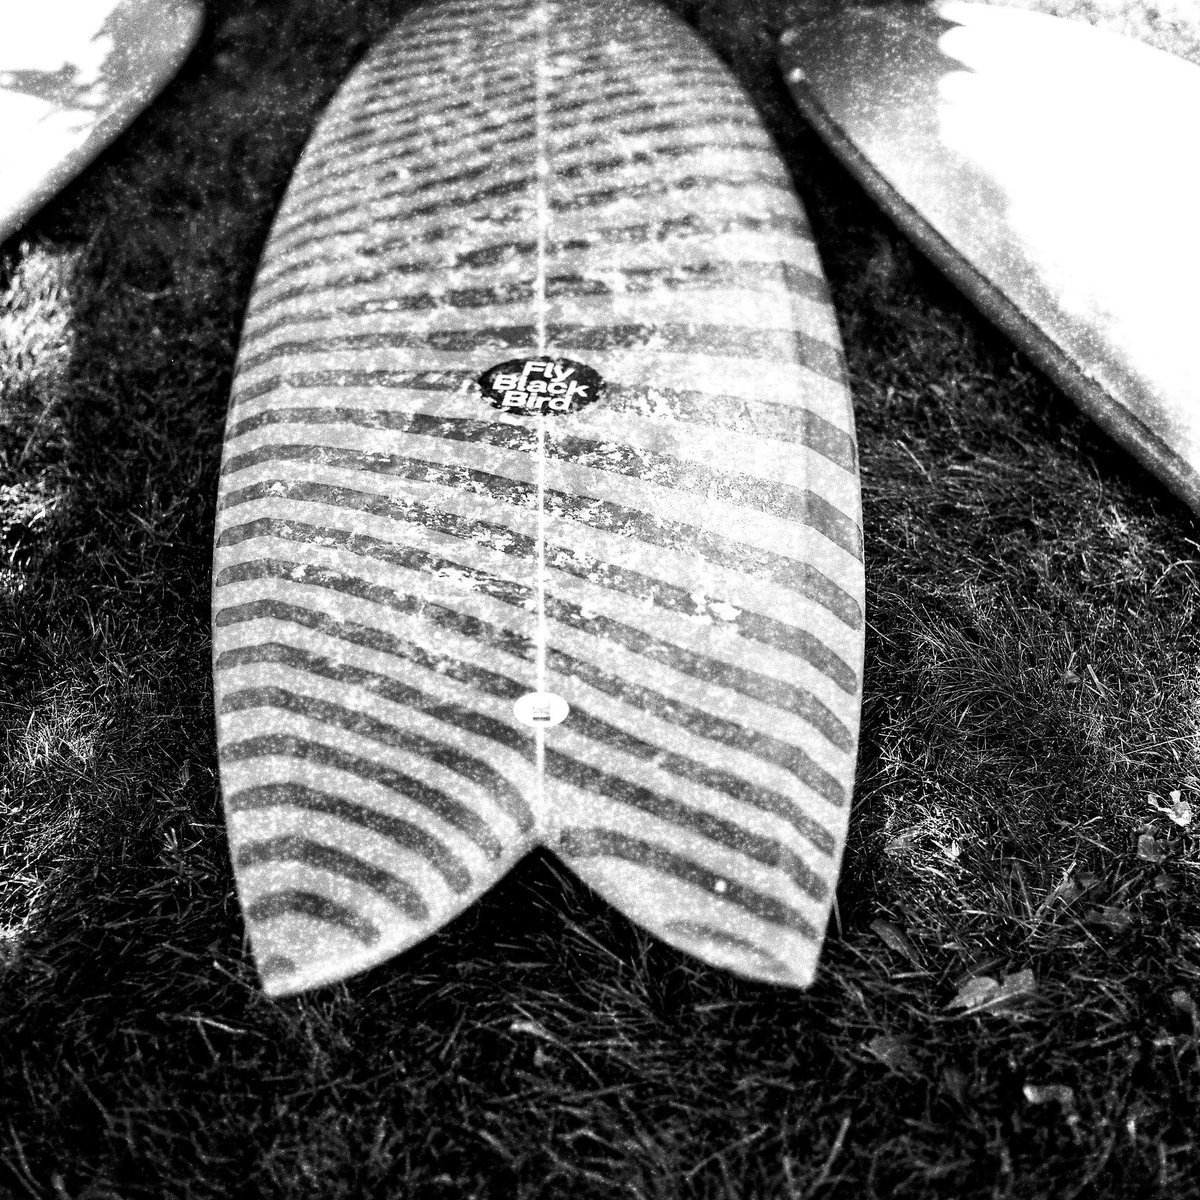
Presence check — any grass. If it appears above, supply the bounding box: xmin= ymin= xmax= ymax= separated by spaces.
xmin=2 ymin=0 xmax=1198 ymax=1195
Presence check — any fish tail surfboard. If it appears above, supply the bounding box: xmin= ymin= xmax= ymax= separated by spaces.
xmin=213 ymin=0 xmax=865 ymax=996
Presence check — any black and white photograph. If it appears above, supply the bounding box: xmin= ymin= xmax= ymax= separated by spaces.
xmin=1 ymin=0 xmax=1197 ymax=1195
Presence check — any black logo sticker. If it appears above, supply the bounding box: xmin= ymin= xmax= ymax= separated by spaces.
xmin=478 ymin=357 xmax=604 ymax=416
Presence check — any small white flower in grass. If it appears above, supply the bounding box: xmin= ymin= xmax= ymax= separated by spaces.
xmin=1023 ymin=1083 xmax=1080 ymax=1132
xmin=1147 ymin=790 xmax=1192 ymax=826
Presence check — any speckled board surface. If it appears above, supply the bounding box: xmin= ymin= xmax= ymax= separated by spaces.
xmin=0 ymin=0 xmax=202 ymax=243
xmin=213 ymin=0 xmax=864 ymax=996
xmin=780 ymin=1 xmax=1200 ymax=512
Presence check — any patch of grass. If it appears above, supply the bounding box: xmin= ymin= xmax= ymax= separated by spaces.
xmin=2 ymin=0 xmax=1199 ymax=1197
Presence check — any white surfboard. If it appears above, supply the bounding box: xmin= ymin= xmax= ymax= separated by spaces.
xmin=780 ymin=2 xmax=1200 ymax=511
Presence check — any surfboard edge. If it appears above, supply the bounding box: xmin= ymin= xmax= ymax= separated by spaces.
xmin=0 ymin=0 xmax=205 ymax=244
xmin=779 ymin=24 xmax=1200 ymax=514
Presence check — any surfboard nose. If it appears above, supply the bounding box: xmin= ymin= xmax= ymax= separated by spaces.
xmin=0 ymin=0 xmax=204 ymax=244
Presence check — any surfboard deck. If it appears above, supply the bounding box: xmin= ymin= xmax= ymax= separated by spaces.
xmin=779 ymin=2 xmax=1200 ymax=512
xmin=214 ymin=0 xmax=865 ymax=997
xmin=0 ymin=0 xmax=202 ymax=244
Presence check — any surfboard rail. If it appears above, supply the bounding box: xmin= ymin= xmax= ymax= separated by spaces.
xmin=779 ymin=2 xmax=1200 ymax=512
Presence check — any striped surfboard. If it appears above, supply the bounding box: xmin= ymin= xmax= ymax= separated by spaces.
xmin=213 ymin=0 xmax=865 ymax=996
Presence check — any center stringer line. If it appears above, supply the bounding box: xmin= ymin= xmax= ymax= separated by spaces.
xmin=532 ymin=0 xmax=553 ymax=825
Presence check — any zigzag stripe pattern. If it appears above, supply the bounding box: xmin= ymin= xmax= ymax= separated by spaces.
xmin=213 ymin=0 xmax=864 ymax=995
